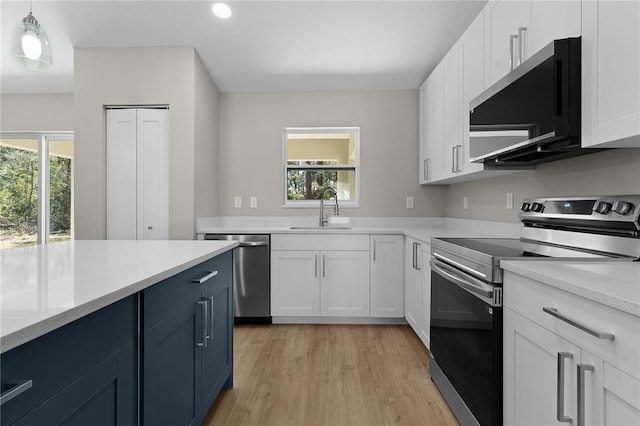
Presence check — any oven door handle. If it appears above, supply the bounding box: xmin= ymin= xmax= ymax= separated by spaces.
xmin=430 ymin=258 xmax=494 ymax=300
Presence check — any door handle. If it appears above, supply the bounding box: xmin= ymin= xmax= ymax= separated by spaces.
xmin=577 ymin=363 xmax=595 ymax=426
xmin=197 ymin=299 xmax=208 ymax=347
xmin=518 ymin=26 xmax=527 ymax=66
xmin=322 ymin=254 xmax=326 ymax=277
xmin=314 ymin=254 xmax=318 ymax=277
xmin=373 ymin=236 xmax=377 ymax=261
xmin=556 ymin=352 xmax=573 ymax=423
xmin=510 ymin=34 xmax=518 ymax=70
xmin=208 ymin=296 xmax=215 ymax=342
xmin=451 ymin=147 xmax=457 ymax=173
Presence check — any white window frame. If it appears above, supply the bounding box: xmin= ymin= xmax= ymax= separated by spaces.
xmin=0 ymin=131 xmax=74 ymax=245
xmin=282 ymin=127 xmax=360 ymax=208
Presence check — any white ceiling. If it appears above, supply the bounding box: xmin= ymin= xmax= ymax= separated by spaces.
xmin=0 ymin=0 xmax=487 ymax=94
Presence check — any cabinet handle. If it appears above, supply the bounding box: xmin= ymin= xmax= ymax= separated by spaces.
xmin=456 ymin=145 xmax=462 ymax=172
xmin=315 ymin=254 xmax=318 ymax=277
xmin=577 ymin=363 xmax=595 ymax=426
xmin=556 ymin=352 xmax=573 ymax=423
xmin=542 ymin=307 xmax=614 ymax=340
xmin=373 ymin=237 xmax=377 ymax=261
xmin=197 ymin=299 xmax=208 ymax=347
xmin=518 ymin=26 xmax=527 ymax=66
xmin=322 ymin=254 xmax=326 ymax=277
xmin=424 ymin=158 xmax=431 ymax=181
xmin=193 ymin=270 xmax=218 ymax=284
xmin=412 ymin=242 xmax=416 ymax=269
xmin=413 ymin=242 xmax=421 ymax=271
xmin=510 ymin=34 xmax=518 ymax=71
xmin=451 ymin=146 xmax=457 ymax=173
xmin=0 ymin=379 xmax=33 ymax=406
xmin=208 ymin=296 xmax=215 ymax=342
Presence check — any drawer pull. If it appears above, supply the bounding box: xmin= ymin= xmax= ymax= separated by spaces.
xmin=0 ymin=379 xmax=33 ymax=406
xmin=193 ymin=270 xmax=218 ymax=284
xmin=543 ymin=307 xmax=614 ymax=341
xmin=577 ymin=363 xmax=595 ymax=426
xmin=197 ymin=299 xmax=209 ymax=347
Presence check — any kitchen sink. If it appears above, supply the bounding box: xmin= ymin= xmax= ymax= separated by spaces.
xmin=289 ymin=226 xmax=352 ymax=230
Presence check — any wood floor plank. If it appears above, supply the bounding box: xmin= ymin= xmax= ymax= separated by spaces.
xmin=202 ymin=324 xmax=459 ymax=426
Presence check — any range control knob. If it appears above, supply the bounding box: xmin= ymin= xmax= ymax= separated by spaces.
xmin=520 ymin=202 xmax=531 ymax=212
xmin=531 ymin=202 xmax=544 ymax=213
xmin=593 ymin=201 xmax=613 ymax=214
xmin=613 ymin=201 xmax=635 ymax=215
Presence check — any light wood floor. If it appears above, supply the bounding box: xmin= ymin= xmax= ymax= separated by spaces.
xmin=202 ymin=324 xmax=459 ymax=426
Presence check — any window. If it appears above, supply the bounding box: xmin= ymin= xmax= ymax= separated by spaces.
xmin=0 ymin=132 xmax=74 ymax=249
xmin=283 ymin=127 xmax=359 ymax=207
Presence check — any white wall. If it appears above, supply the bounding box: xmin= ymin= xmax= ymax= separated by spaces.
xmin=219 ymin=91 xmax=447 ymax=217
xmin=446 ymin=148 xmax=640 ymax=222
xmin=74 ymin=47 xmax=204 ymax=240
xmin=1 ymin=94 xmax=74 ymax=131
xmin=194 ymin=53 xmax=221 ymax=219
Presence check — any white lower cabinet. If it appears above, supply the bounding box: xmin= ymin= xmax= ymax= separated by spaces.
xmin=404 ymin=237 xmax=431 ymax=349
xmin=504 ymin=271 xmax=640 ymax=425
xmin=270 ymin=234 xmax=370 ymax=318
xmin=370 ymin=235 xmax=404 ymax=318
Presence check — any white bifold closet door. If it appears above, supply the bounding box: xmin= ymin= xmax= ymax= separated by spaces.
xmin=107 ymin=108 xmax=169 ymax=240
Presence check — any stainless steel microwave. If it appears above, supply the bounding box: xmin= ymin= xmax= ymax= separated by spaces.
xmin=469 ymin=37 xmax=597 ymax=166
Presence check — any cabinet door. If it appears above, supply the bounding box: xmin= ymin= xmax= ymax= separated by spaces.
xmin=582 ymin=0 xmax=640 ymax=148
xmin=418 ymin=248 xmax=431 ymax=349
xmin=143 ymin=301 xmax=202 ymax=426
xmin=421 ymin=64 xmax=444 ymax=183
xmin=484 ymin=0 xmax=528 ymax=85
xmin=526 ymin=1 xmax=581 ymax=61
xmin=460 ymin=11 xmax=485 ymax=176
xmin=404 ymin=239 xmax=422 ymax=332
xmin=370 ymin=235 xmax=404 ymax=318
xmin=442 ymin=45 xmax=462 ymax=180
xmin=504 ymin=307 xmax=580 ymax=425
xmin=598 ymin=361 xmax=640 ymax=425
xmin=12 ymin=344 xmax=136 ymax=426
xmin=321 ymin=251 xmax=370 ymax=317
xmin=201 ymin=278 xmax=233 ymax=414
xmin=270 ymin=251 xmax=320 ymax=316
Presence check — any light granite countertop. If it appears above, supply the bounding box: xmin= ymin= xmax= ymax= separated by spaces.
xmin=501 ymin=260 xmax=640 ymax=317
xmin=0 ymin=240 xmax=237 ymax=353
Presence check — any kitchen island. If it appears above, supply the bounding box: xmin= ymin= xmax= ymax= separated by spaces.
xmin=0 ymin=240 xmax=236 ymax=426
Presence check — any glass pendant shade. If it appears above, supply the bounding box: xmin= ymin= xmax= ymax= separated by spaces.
xmin=10 ymin=12 xmax=53 ymax=71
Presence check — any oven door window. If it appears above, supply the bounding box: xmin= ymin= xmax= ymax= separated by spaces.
xmin=430 ymin=270 xmax=502 ymax=426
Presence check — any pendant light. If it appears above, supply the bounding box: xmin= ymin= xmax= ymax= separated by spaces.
xmin=10 ymin=0 xmax=53 ymax=71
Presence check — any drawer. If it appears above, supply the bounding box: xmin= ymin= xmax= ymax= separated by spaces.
xmin=143 ymin=251 xmax=232 ymax=331
xmin=0 ymin=296 xmax=135 ymax=425
xmin=504 ymin=271 xmax=640 ymax=379
xmin=271 ymin=233 xmax=369 ymax=251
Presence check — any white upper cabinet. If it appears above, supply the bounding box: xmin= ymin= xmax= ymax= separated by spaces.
xmin=419 ymin=63 xmax=444 ymax=183
xmin=582 ymin=0 xmax=640 ymax=148
xmin=484 ymin=0 xmax=529 ymax=86
xmin=459 ymin=11 xmax=486 ymax=177
xmin=441 ymin=45 xmax=462 ymax=180
xmin=484 ymin=0 xmax=581 ymax=87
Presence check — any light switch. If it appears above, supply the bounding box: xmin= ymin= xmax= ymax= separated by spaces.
xmin=234 ymin=196 xmax=242 ymax=208
xmin=506 ymin=192 xmax=514 ymax=209
xmin=250 ymin=197 xmax=258 ymax=208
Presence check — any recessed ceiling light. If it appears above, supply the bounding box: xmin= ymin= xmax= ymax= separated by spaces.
xmin=212 ymin=3 xmax=232 ymax=19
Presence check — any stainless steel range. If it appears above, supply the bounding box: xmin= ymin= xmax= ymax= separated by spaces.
xmin=429 ymin=195 xmax=640 ymax=426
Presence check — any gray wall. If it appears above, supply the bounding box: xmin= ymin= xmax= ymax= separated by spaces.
xmin=446 ymin=148 xmax=640 ymax=222
xmin=74 ymin=47 xmax=219 ymax=240
xmin=218 ymin=91 xmax=447 ymax=217
xmin=1 ymin=94 xmax=74 ymax=131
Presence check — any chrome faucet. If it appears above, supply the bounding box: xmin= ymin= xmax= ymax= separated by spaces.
xmin=319 ymin=187 xmax=340 ymax=227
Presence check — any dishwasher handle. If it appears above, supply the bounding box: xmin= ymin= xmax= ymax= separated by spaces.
xmin=236 ymin=241 xmax=268 ymax=247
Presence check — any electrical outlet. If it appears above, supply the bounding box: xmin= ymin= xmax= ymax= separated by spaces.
xmin=406 ymin=196 xmax=414 ymax=209
xmin=234 ymin=196 xmax=242 ymax=208
xmin=250 ymin=197 xmax=258 ymax=208
xmin=463 ymin=196 xmax=468 ymax=210
xmin=506 ymin=192 xmax=514 ymax=209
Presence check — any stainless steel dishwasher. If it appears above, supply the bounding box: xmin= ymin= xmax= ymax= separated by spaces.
xmin=204 ymin=234 xmax=271 ymax=324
